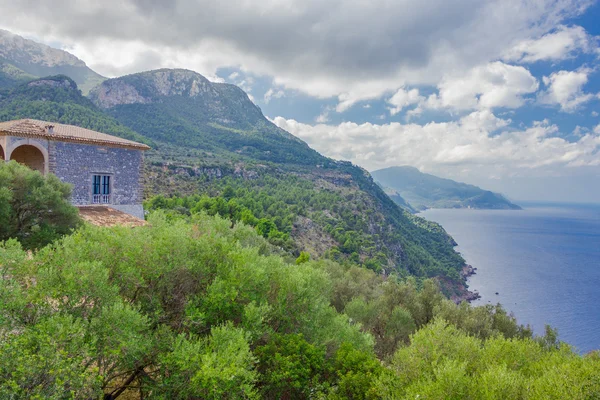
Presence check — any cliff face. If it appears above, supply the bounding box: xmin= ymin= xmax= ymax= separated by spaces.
xmin=0 ymin=29 xmax=105 ymax=94
xmin=90 ymin=69 xmax=215 ymax=107
xmin=89 ymin=69 xmax=267 ymax=128
xmin=88 ymin=69 xmax=308 ymax=159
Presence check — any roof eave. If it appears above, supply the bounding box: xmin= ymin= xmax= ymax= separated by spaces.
xmin=0 ymin=130 xmax=151 ymax=151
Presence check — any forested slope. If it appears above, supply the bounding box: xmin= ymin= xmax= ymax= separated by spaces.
xmin=0 ymin=69 xmax=468 ymax=292
xmin=90 ymin=69 xmax=466 ymax=289
xmin=0 ymin=75 xmax=151 ymax=145
xmin=1 ymin=212 xmax=597 ymax=399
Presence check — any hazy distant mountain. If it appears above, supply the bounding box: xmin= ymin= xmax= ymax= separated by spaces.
xmin=372 ymin=166 xmax=521 ymax=210
xmin=0 ymin=29 xmax=105 ymax=94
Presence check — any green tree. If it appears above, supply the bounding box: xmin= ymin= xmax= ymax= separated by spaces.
xmin=255 ymin=333 xmax=328 ymax=399
xmin=296 ymin=251 xmax=310 ymax=264
xmin=0 ymin=161 xmax=81 ymax=248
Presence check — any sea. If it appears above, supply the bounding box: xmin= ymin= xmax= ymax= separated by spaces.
xmin=420 ymin=202 xmax=600 ymax=354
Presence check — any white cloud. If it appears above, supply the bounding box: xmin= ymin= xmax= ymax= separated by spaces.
xmin=592 ymin=111 xmax=599 ymax=117
xmin=264 ymin=88 xmax=285 ymax=103
xmin=237 ymin=77 xmax=255 ymax=93
xmin=315 ymin=108 xmax=331 ymax=123
xmin=503 ymin=25 xmax=599 ymax=63
xmin=0 ymin=0 xmax=592 ymax=108
xmin=539 ymin=69 xmax=597 ymax=112
xmin=272 ymin=111 xmax=600 ymax=176
xmin=387 ymin=87 xmax=424 ymax=115
xmin=426 ymin=62 xmax=539 ymax=111
xmin=595 ymin=124 xmax=600 ymax=134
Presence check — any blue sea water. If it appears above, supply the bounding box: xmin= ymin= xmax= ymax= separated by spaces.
xmin=420 ymin=203 xmax=600 ymax=354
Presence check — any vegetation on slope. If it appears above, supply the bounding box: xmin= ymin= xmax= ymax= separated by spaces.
xmin=144 ymin=171 xmax=465 ymax=284
xmin=0 ymin=70 xmax=466 ymax=291
xmin=373 ymin=166 xmax=521 ymax=210
xmin=90 ymin=69 xmax=323 ymax=166
xmin=0 ymin=61 xmax=36 ymax=88
xmin=0 ymin=161 xmax=81 ymax=249
xmin=85 ymin=69 xmax=468 ymax=288
xmin=0 ymin=211 xmax=598 ymax=399
xmin=0 ymin=75 xmax=152 ymax=145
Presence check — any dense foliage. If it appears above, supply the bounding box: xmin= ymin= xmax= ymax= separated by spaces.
xmin=144 ymin=171 xmax=465 ymax=284
xmin=0 ymin=212 xmax=597 ymax=399
xmin=0 ymin=70 xmax=469 ymax=290
xmin=0 ymin=161 xmax=81 ymax=249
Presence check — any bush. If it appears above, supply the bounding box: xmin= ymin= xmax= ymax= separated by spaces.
xmin=0 ymin=161 xmax=81 ymax=248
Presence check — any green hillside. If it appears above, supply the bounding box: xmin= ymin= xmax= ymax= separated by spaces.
xmin=0 ymin=61 xmax=36 ymax=88
xmin=0 ymin=75 xmax=150 ymax=145
xmin=89 ymin=69 xmax=323 ymax=166
xmin=373 ymin=166 xmax=521 ymax=211
xmin=0 ymin=69 xmax=469 ymax=294
xmin=3 ymin=212 xmax=597 ymax=399
xmin=87 ymin=69 xmax=468 ymax=290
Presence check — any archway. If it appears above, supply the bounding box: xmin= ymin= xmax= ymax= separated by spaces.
xmin=10 ymin=145 xmax=46 ymax=174
xmin=0 ymin=144 xmax=4 ymax=161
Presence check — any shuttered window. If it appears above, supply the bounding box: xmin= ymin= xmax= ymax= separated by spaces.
xmin=92 ymin=175 xmax=111 ymax=203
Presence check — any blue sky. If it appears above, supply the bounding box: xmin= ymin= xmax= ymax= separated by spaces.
xmin=1 ymin=0 xmax=599 ymax=202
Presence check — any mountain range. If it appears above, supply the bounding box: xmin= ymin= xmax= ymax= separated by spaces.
xmin=0 ymin=30 xmax=482 ymax=297
xmin=373 ymin=166 xmax=521 ymax=211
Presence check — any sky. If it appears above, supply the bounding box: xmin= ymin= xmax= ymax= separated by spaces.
xmin=1 ymin=0 xmax=599 ymax=203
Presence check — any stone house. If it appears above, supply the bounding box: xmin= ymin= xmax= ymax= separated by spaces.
xmin=0 ymin=119 xmax=150 ymax=219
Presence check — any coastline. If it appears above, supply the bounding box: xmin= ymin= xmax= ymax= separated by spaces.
xmin=451 ymin=264 xmax=481 ymax=304
xmin=419 ymin=204 xmax=600 ymax=353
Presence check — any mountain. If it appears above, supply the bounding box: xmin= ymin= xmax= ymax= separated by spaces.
xmin=89 ymin=69 xmax=323 ymax=166
xmin=0 ymin=61 xmax=36 ymax=88
xmin=87 ymin=69 xmax=467 ymax=290
xmin=0 ymin=29 xmax=105 ymax=94
xmin=0 ymin=75 xmax=149 ymax=145
xmin=372 ymin=166 xmax=521 ymax=210
xmin=0 ymin=68 xmax=469 ymax=296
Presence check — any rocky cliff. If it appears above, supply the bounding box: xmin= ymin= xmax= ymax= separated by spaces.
xmin=89 ymin=69 xmax=311 ymax=164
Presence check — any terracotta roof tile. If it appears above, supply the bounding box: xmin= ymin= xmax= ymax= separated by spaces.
xmin=0 ymin=119 xmax=150 ymax=150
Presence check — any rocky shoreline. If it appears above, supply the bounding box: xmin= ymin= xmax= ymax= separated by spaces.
xmin=451 ymin=264 xmax=481 ymax=304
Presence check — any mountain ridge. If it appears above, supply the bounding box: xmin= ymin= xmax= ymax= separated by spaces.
xmin=372 ymin=166 xmax=521 ymax=210
xmin=0 ymin=74 xmax=150 ymax=145
xmin=89 ymin=68 xmax=321 ymax=165
xmin=0 ymin=52 xmax=470 ymax=295
xmin=0 ymin=29 xmax=105 ymax=94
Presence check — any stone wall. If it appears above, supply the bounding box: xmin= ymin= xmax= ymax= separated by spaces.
xmin=52 ymin=142 xmax=144 ymax=206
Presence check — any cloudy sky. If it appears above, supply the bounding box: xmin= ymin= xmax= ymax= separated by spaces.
xmin=1 ymin=0 xmax=599 ymax=202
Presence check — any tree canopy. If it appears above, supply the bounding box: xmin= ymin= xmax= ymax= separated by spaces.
xmin=0 ymin=161 xmax=81 ymax=248
xmin=0 ymin=211 xmax=598 ymax=399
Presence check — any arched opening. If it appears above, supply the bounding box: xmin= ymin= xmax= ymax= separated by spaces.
xmin=10 ymin=145 xmax=46 ymax=174
xmin=0 ymin=144 xmax=4 ymax=161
